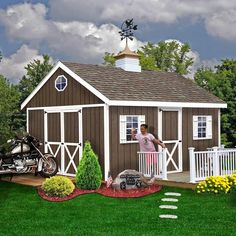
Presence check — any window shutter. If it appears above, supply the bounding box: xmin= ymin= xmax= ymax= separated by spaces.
xmin=206 ymin=116 xmax=212 ymax=139
xmin=120 ymin=115 xmax=127 ymax=143
xmin=193 ymin=116 xmax=198 ymax=139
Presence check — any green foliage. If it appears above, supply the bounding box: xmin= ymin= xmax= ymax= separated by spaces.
xmin=17 ymin=54 xmax=53 ymax=104
xmin=103 ymin=52 xmax=116 ymax=66
xmin=76 ymin=141 xmax=102 ymax=190
xmin=103 ymin=41 xmax=194 ymax=75
xmin=42 ymin=176 xmax=75 ymax=197
xmin=195 ymin=59 xmax=236 ymax=147
xmin=0 ymin=75 xmax=21 ymax=143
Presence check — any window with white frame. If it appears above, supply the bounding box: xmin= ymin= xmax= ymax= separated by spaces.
xmin=120 ymin=115 xmax=145 ymax=143
xmin=193 ymin=115 xmax=212 ymax=140
xmin=55 ymin=75 xmax=67 ymax=91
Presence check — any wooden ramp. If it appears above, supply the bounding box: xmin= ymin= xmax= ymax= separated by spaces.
xmin=157 ymin=171 xmax=197 ymax=189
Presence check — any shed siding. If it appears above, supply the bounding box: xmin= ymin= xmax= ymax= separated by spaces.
xmin=28 ymin=110 xmax=44 ymax=142
xmin=82 ymin=107 xmax=105 ymax=177
xmin=182 ymin=108 xmax=219 ymax=171
xmin=26 ymin=68 xmax=103 ymax=108
xmin=109 ymin=106 xmax=158 ymax=178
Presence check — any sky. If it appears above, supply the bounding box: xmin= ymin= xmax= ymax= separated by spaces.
xmin=0 ymin=0 xmax=236 ymax=83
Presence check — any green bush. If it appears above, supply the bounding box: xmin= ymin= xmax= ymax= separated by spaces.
xmin=76 ymin=141 xmax=102 ymax=190
xmin=42 ymin=176 xmax=75 ymax=197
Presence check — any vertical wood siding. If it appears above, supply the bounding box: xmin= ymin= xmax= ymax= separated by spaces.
xmin=26 ymin=68 xmax=103 ymax=108
xmin=82 ymin=107 xmax=104 ymax=177
xmin=109 ymin=106 xmax=158 ymax=178
xmin=182 ymin=108 xmax=219 ymax=171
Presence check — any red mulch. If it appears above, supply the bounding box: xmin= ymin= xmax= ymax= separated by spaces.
xmin=37 ymin=184 xmax=162 ymax=202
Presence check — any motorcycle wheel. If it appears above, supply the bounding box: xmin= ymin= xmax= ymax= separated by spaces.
xmin=39 ymin=155 xmax=58 ymax=177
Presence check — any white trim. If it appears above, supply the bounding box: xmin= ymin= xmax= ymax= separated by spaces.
xmin=26 ymin=108 xmax=29 ymax=133
xmin=119 ymin=115 xmax=145 ymax=144
xmin=78 ymin=109 xmax=83 ymax=159
xmin=104 ymin=104 xmax=110 ymax=181
xmin=60 ymin=111 xmax=65 ymax=173
xmin=27 ymin=104 xmax=105 ymax=111
xmin=55 ymin=75 xmax=67 ymax=92
xmin=108 ymin=100 xmax=227 ymax=108
xmin=178 ymin=108 xmax=183 ymax=172
xmin=21 ymin=61 xmax=227 ymax=110
xmin=159 ymin=108 xmax=183 ymax=173
xmin=21 ymin=61 xmax=109 ymax=109
xmin=218 ymin=109 xmax=221 ymax=147
xmin=157 ymin=108 xmax=162 ymax=152
xmin=193 ymin=115 xmax=212 ymax=140
xmin=44 ymin=111 xmax=48 ymax=153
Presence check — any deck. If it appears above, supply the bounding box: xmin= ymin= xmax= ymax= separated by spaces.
xmin=1 ymin=171 xmax=196 ymax=189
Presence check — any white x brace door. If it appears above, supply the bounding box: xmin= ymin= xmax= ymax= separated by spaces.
xmin=158 ymin=108 xmax=182 ymax=173
xmin=44 ymin=108 xmax=83 ymax=176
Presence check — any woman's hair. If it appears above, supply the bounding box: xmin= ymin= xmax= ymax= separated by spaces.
xmin=140 ymin=124 xmax=148 ymax=129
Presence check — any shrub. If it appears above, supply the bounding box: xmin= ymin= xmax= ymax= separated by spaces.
xmin=196 ymin=176 xmax=230 ymax=194
xmin=76 ymin=141 xmax=102 ymax=190
xmin=42 ymin=176 xmax=75 ymax=197
xmin=228 ymin=171 xmax=236 ymax=192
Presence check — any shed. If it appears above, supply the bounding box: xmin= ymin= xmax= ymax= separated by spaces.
xmin=21 ymin=47 xmax=227 ymax=179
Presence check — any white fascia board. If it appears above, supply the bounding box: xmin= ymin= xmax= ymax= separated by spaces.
xmin=21 ymin=61 xmax=110 ymax=110
xmin=59 ymin=62 xmax=109 ymax=104
xmin=108 ymin=100 xmax=227 ymax=108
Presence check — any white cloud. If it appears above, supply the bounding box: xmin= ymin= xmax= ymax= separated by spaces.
xmin=49 ymin=0 xmax=236 ymax=41
xmin=0 ymin=45 xmax=43 ymax=83
xmin=205 ymin=10 xmax=236 ymax=41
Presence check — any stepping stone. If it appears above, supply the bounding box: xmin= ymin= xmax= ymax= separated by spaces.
xmin=159 ymin=205 xmax=178 ymax=209
xmin=161 ymin=198 xmax=178 ymax=202
xmin=159 ymin=214 xmax=178 ymax=219
xmin=165 ymin=192 xmax=181 ymax=197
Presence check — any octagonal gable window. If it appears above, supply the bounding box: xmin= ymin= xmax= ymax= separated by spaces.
xmin=55 ymin=75 xmax=67 ymax=91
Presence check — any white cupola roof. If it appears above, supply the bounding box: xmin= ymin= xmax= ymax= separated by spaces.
xmin=114 ymin=44 xmax=141 ymax=72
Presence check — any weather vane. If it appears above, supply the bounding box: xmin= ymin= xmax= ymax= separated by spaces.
xmin=119 ymin=19 xmax=138 ymax=45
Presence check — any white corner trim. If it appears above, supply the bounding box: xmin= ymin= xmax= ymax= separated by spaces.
xmin=21 ymin=61 xmax=110 ymax=110
xmin=108 ymin=100 xmax=227 ymax=108
xmin=104 ymin=104 xmax=110 ymax=181
xmin=218 ymin=109 xmax=221 ymax=147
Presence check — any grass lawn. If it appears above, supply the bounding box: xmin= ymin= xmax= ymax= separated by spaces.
xmin=0 ymin=181 xmax=236 ymax=236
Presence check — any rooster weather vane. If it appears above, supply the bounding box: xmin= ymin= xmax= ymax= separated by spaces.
xmin=119 ymin=19 xmax=138 ymax=44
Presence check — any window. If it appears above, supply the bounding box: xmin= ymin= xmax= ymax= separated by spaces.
xmin=55 ymin=75 xmax=67 ymax=91
xmin=120 ymin=115 xmax=145 ymax=143
xmin=193 ymin=115 xmax=212 ymax=140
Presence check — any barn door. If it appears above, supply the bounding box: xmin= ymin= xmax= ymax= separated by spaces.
xmin=158 ymin=108 xmax=182 ymax=173
xmin=44 ymin=109 xmax=82 ymax=176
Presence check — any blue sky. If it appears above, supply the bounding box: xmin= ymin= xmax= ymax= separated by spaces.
xmin=0 ymin=0 xmax=236 ymax=82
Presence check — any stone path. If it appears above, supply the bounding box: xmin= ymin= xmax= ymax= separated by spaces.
xmin=159 ymin=192 xmax=182 ymax=219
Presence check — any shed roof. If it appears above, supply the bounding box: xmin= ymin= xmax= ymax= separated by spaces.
xmin=62 ymin=61 xmax=224 ymax=104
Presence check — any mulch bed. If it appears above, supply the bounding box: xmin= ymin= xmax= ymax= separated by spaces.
xmin=37 ymin=184 xmax=162 ymax=202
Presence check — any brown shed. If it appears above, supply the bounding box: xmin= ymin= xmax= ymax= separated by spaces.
xmin=21 ymin=49 xmax=227 ymax=179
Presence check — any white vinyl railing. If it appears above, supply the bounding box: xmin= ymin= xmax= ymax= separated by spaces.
xmin=189 ymin=147 xmax=236 ymax=183
xmin=138 ymin=149 xmax=167 ymax=180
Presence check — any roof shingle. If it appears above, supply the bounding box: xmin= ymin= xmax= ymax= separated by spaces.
xmin=62 ymin=61 xmax=225 ymax=104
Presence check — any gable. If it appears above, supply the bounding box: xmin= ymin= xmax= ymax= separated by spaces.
xmin=25 ymin=67 xmax=104 ymax=108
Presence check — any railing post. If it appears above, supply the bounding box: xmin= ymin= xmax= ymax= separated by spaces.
xmin=189 ymin=147 xmax=196 ymax=183
xmin=162 ymin=148 xmax=167 ymax=180
xmin=212 ymin=146 xmax=220 ymax=176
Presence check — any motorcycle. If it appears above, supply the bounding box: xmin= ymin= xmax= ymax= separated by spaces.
xmin=0 ymin=134 xmax=58 ymax=177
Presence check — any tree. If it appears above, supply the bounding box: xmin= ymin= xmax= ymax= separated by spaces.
xmin=195 ymin=59 xmax=236 ymax=147
xmin=103 ymin=41 xmax=194 ymax=75
xmin=18 ymin=54 xmax=53 ymax=103
xmin=0 ymin=75 xmax=21 ymax=143
xmin=103 ymin=52 xmax=116 ymax=66
xmin=76 ymin=141 xmax=102 ymax=190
